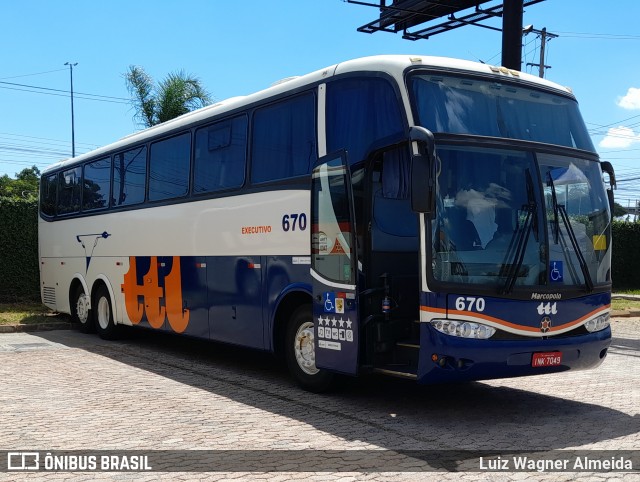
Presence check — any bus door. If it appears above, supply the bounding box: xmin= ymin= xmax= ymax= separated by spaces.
xmin=311 ymin=152 xmax=359 ymax=375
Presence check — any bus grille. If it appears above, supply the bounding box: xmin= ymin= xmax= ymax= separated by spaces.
xmin=42 ymin=286 xmax=56 ymax=305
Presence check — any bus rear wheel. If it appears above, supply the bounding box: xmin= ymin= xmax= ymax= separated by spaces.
xmin=285 ymin=305 xmax=334 ymax=392
xmin=93 ymin=285 xmax=119 ymax=340
xmin=72 ymin=285 xmax=94 ymax=333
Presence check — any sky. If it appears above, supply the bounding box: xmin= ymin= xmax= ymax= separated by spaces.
xmin=1 ymin=0 xmax=639 ymax=208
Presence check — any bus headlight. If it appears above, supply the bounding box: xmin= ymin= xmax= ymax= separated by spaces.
xmin=431 ymin=319 xmax=496 ymax=339
xmin=584 ymin=313 xmax=610 ymax=333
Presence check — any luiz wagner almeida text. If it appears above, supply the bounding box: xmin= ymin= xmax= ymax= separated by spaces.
xmin=479 ymin=455 xmax=634 ymax=472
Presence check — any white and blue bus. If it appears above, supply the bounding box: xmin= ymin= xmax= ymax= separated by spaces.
xmin=39 ymin=55 xmax=616 ymax=391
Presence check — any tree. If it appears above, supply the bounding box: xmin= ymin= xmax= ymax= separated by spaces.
xmin=0 ymin=165 xmax=40 ymax=199
xmin=613 ymin=202 xmax=628 ymax=218
xmin=124 ymin=66 xmax=212 ymax=128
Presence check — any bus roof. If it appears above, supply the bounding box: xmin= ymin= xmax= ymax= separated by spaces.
xmin=43 ymin=55 xmax=574 ymax=174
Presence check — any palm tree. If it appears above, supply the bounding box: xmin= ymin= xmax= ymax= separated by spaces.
xmin=124 ymin=65 xmax=212 ymax=128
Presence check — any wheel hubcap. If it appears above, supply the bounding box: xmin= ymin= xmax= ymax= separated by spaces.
xmin=294 ymin=321 xmax=319 ymax=375
xmin=76 ymin=294 xmax=90 ymax=324
xmin=97 ymin=296 xmax=110 ymax=330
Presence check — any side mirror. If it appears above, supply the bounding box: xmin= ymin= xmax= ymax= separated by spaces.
xmin=600 ymin=161 xmax=616 ymax=214
xmin=409 ymin=126 xmax=436 ymax=214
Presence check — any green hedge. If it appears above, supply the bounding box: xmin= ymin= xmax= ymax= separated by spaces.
xmin=0 ymin=198 xmax=638 ymax=302
xmin=611 ymin=221 xmax=640 ymax=291
xmin=0 ymin=198 xmax=40 ymax=302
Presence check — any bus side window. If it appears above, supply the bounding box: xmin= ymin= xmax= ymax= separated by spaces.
xmin=149 ymin=132 xmax=191 ymax=201
xmin=40 ymin=173 xmax=57 ymax=217
xmin=57 ymin=167 xmax=81 ymax=215
xmin=82 ymin=157 xmax=111 ymax=211
xmin=113 ymin=146 xmax=147 ymax=207
xmin=326 ymin=77 xmax=404 ymax=165
xmin=194 ymin=115 xmax=247 ymax=193
xmin=371 ymin=149 xmax=418 ymax=251
xmin=251 ymin=92 xmax=316 ymax=183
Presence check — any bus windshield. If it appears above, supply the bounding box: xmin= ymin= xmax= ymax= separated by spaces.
xmin=409 ymin=73 xmax=595 ymax=151
xmin=430 ymin=145 xmax=611 ymax=290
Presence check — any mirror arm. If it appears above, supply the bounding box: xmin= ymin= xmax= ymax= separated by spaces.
xmin=409 ymin=126 xmax=434 ymax=153
xmin=600 ymin=161 xmax=616 ymax=189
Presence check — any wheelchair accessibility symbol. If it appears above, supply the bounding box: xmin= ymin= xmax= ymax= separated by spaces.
xmin=550 ymin=261 xmax=563 ymax=282
xmin=323 ymin=292 xmax=345 ymax=314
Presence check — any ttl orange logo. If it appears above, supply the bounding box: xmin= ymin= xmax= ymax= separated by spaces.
xmin=121 ymin=256 xmax=189 ymax=332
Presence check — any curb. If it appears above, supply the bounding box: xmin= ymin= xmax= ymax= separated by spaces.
xmin=612 ymin=310 xmax=640 ymax=318
xmin=0 ymin=322 xmax=77 ymax=334
xmin=611 ymin=294 xmax=640 ymax=301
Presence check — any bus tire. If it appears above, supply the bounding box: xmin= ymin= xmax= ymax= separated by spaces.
xmin=71 ymin=284 xmax=94 ymax=333
xmin=93 ymin=285 xmax=119 ymax=340
xmin=285 ymin=305 xmax=334 ymax=393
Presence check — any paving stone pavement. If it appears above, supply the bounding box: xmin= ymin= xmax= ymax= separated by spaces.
xmin=0 ymin=317 xmax=638 ymax=481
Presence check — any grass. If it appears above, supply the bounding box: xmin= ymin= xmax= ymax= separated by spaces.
xmin=612 ymin=298 xmax=640 ymax=312
xmin=0 ymin=302 xmax=69 ymax=325
xmin=612 ymin=289 xmax=640 ymax=312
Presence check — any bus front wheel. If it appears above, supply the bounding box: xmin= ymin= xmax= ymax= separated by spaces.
xmin=72 ymin=284 xmax=94 ymax=333
xmin=285 ymin=305 xmax=334 ymax=392
xmin=93 ymin=285 xmax=119 ymax=340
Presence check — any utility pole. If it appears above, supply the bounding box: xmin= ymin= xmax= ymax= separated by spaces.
xmin=64 ymin=62 xmax=78 ymax=157
xmin=502 ymin=0 xmax=523 ymax=71
xmin=524 ymin=27 xmax=558 ymax=78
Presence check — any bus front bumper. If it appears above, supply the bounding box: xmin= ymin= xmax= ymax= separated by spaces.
xmin=417 ymin=323 xmax=611 ymax=384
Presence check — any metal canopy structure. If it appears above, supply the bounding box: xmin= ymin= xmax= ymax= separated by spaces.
xmin=347 ymin=0 xmax=547 ymax=70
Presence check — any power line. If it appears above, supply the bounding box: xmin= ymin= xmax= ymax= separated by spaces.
xmin=0 ymin=144 xmax=71 ymax=158
xmin=616 ymin=176 xmax=640 ymax=183
xmin=587 ymin=117 xmax=640 ymax=135
xmin=0 ymin=132 xmax=96 ymax=149
xmin=0 ymin=68 xmax=68 ymax=80
xmin=0 ymin=79 xmax=130 ymax=101
xmin=553 ymin=31 xmax=640 ymax=40
xmin=0 ymin=132 xmax=97 ymax=165
xmin=0 ymin=80 xmax=130 ymax=104
xmin=0 ymin=84 xmax=130 ymax=105
xmin=587 ymin=114 xmax=640 ymax=130
xmin=610 ymin=166 xmax=640 ymax=172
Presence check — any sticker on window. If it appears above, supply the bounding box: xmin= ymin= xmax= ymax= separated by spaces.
xmin=550 ymin=261 xmax=563 ymax=282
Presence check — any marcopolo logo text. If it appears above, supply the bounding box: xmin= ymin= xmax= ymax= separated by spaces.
xmin=531 ymin=293 xmax=562 ymax=300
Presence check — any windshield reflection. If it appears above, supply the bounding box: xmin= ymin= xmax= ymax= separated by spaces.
xmin=409 ymin=73 xmax=595 ymax=151
xmin=432 ymin=146 xmax=543 ymax=287
xmin=431 ymin=146 xmax=611 ymax=290
xmin=539 ymin=154 xmax=612 ymax=289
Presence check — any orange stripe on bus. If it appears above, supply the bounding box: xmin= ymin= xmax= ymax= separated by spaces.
xmin=420 ymin=306 xmax=447 ymax=315
xmin=420 ymin=304 xmax=610 ymax=333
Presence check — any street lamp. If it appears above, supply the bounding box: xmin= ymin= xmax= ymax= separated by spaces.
xmin=64 ymin=62 xmax=78 ymax=157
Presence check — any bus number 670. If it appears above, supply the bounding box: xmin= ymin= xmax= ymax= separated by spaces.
xmin=282 ymin=213 xmax=307 ymax=232
xmin=455 ymin=296 xmax=486 ymax=312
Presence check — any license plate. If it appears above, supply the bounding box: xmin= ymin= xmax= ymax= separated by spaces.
xmin=532 ymin=351 xmax=562 ymax=367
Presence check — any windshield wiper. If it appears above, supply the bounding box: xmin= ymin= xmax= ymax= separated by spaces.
xmin=546 ymin=172 xmax=594 ymax=292
xmin=501 ymin=170 xmax=537 ymax=295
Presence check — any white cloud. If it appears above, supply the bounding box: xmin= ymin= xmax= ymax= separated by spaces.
xmin=617 ymin=87 xmax=640 ymax=110
xmin=599 ymin=126 xmax=640 ymax=149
